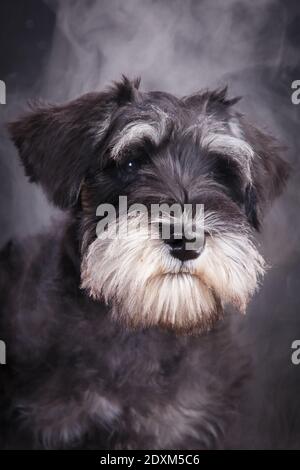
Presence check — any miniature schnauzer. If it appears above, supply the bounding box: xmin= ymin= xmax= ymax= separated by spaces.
xmin=0 ymin=77 xmax=289 ymax=449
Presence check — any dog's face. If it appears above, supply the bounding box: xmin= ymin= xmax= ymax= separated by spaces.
xmin=8 ymin=77 xmax=289 ymax=333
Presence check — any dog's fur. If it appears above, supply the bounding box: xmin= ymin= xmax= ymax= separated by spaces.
xmin=0 ymin=77 xmax=289 ymax=449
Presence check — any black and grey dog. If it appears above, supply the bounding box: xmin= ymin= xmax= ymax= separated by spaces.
xmin=0 ymin=77 xmax=289 ymax=449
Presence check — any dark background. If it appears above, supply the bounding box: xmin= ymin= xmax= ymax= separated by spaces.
xmin=0 ymin=0 xmax=300 ymax=448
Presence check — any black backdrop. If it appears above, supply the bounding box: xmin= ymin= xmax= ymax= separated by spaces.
xmin=0 ymin=0 xmax=300 ymax=448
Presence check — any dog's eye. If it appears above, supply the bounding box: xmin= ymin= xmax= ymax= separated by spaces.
xmin=126 ymin=160 xmax=138 ymax=173
xmin=117 ymin=159 xmax=140 ymax=183
xmin=210 ymin=155 xmax=244 ymax=204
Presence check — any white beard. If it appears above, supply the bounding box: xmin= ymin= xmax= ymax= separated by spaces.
xmin=81 ymin=212 xmax=265 ymax=332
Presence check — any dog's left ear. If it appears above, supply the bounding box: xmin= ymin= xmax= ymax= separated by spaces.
xmin=8 ymin=76 xmax=141 ymax=209
xmin=239 ymin=118 xmax=290 ymax=230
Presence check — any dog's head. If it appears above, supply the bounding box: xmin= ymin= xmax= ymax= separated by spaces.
xmin=8 ymin=77 xmax=289 ymax=333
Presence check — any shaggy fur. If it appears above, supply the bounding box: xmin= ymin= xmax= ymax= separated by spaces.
xmin=0 ymin=77 xmax=289 ymax=449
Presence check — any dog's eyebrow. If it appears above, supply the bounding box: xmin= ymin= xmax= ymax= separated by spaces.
xmin=185 ymin=117 xmax=255 ymax=182
xmin=110 ymin=107 xmax=170 ymax=160
xmin=185 ymin=119 xmax=254 ymax=181
xmin=202 ymin=133 xmax=254 ymax=181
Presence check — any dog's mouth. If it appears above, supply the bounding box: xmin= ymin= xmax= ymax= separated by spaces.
xmin=153 ymin=270 xmax=201 ymax=280
xmin=159 ymin=271 xmax=197 ymax=276
xmin=153 ymin=261 xmax=205 ymax=280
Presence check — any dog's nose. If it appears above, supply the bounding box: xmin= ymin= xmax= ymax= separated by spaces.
xmin=164 ymin=231 xmax=205 ymax=262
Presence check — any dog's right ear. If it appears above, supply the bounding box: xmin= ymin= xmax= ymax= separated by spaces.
xmin=239 ymin=118 xmax=290 ymax=230
xmin=8 ymin=76 xmax=141 ymax=209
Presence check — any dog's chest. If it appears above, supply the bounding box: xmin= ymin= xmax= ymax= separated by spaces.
xmin=15 ymin=324 xmax=232 ymax=450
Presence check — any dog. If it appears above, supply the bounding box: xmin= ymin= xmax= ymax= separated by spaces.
xmin=0 ymin=76 xmax=289 ymax=449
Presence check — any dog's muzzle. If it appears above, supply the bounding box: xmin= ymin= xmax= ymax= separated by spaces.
xmin=81 ymin=211 xmax=265 ymax=333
